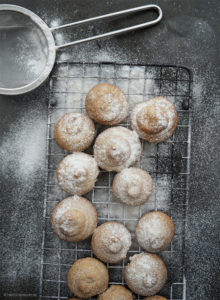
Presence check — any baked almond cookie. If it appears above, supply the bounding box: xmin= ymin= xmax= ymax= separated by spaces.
xmin=50 ymin=196 xmax=97 ymax=242
xmin=112 ymin=167 xmax=153 ymax=206
xmin=135 ymin=211 xmax=175 ymax=253
xmin=54 ymin=112 xmax=95 ymax=152
xmin=85 ymin=83 xmax=129 ymax=125
xmin=131 ymin=97 xmax=178 ymax=143
xmin=91 ymin=221 xmax=131 ymax=263
xmin=124 ymin=253 xmax=167 ymax=297
xmin=94 ymin=126 xmax=141 ymax=172
xmin=67 ymin=257 xmax=109 ymax=298
xmin=143 ymin=296 xmax=167 ymax=300
xmin=98 ymin=285 xmax=133 ymax=300
xmin=56 ymin=152 xmax=99 ymax=195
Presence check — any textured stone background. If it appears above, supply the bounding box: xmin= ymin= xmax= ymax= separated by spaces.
xmin=0 ymin=1 xmax=219 ymax=299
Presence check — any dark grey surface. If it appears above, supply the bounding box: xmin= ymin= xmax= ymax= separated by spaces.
xmin=0 ymin=1 xmax=219 ymax=300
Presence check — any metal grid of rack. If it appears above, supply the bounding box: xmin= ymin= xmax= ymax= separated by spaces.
xmin=39 ymin=62 xmax=192 ymax=300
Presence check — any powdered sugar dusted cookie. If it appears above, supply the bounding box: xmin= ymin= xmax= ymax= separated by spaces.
xmin=131 ymin=97 xmax=178 ymax=143
xmin=92 ymin=221 xmax=131 ymax=263
xmin=94 ymin=127 xmax=141 ymax=172
xmin=50 ymin=196 xmax=97 ymax=242
xmin=112 ymin=167 xmax=153 ymax=206
xmin=124 ymin=253 xmax=167 ymax=296
xmin=86 ymin=83 xmax=129 ymax=125
xmin=56 ymin=152 xmax=99 ymax=195
xmin=54 ymin=112 xmax=95 ymax=152
xmin=136 ymin=211 xmax=175 ymax=253
xmin=67 ymin=257 xmax=109 ymax=298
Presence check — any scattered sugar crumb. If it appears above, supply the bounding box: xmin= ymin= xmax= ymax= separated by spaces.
xmin=0 ymin=115 xmax=46 ymax=182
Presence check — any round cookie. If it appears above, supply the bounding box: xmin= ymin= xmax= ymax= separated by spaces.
xmin=85 ymin=83 xmax=129 ymax=125
xmin=91 ymin=221 xmax=131 ymax=263
xmin=135 ymin=211 xmax=175 ymax=253
xmin=67 ymin=257 xmax=109 ymax=298
xmin=94 ymin=126 xmax=141 ymax=172
xmin=143 ymin=296 xmax=167 ymax=300
xmin=56 ymin=152 xmax=99 ymax=195
xmin=131 ymin=97 xmax=178 ymax=143
xmin=54 ymin=112 xmax=95 ymax=152
xmin=112 ymin=167 xmax=153 ymax=206
xmin=98 ymin=285 xmax=133 ymax=300
xmin=124 ymin=253 xmax=167 ymax=297
xmin=50 ymin=196 xmax=97 ymax=242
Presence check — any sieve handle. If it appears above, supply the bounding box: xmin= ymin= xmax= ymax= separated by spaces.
xmin=51 ymin=4 xmax=162 ymax=50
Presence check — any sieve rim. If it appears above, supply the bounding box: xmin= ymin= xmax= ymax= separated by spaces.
xmin=0 ymin=4 xmax=56 ymax=95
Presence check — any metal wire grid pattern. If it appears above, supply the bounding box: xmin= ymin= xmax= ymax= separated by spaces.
xmin=39 ymin=62 xmax=192 ymax=300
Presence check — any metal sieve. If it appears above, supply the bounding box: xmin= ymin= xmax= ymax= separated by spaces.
xmin=0 ymin=4 xmax=162 ymax=95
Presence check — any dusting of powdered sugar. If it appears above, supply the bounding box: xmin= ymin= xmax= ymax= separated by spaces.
xmin=53 ymin=197 xmax=73 ymax=221
xmin=101 ymin=222 xmax=131 ymax=250
xmin=86 ymin=84 xmax=129 ymax=124
xmin=0 ymin=114 xmax=46 ymax=181
xmin=63 ymin=113 xmax=84 ymax=134
xmin=57 ymin=46 xmax=129 ymax=64
xmin=55 ymin=112 xmax=95 ymax=152
xmin=131 ymin=97 xmax=177 ymax=142
xmin=93 ymin=222 xmax=131 ymax=262
xmin=96 ymin=94 xmax=127 ymax=122
xmin=113 ymin=167 xmax=153 ymax=206
xmin=94 ymin=127 xmax=142 ymax=172
xmin=57 ymin=152 xmax=99 ymax=194
xmin=51 ymin=196 xmax=97 ymax=240
xmin=136 ymin=212 xmax=174 ymax=252
xmin=5 ymin=18 xmax=49 ymax=88
xmin=15 ymin=37 xmax=46 ymax=77
xmin=125 ymin=253 xmax=167 ymax=296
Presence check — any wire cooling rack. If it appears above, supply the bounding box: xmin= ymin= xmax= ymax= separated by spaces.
xmin=39 ymin=62 xmax=192 ymax=300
